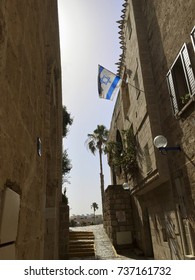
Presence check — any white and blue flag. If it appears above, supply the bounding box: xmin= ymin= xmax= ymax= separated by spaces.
xmin=98 ymin=65 xmax=122 ymax=100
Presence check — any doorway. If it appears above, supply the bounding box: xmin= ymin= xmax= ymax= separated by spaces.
xmin=143 ymin=208 xmax=154 ymax=258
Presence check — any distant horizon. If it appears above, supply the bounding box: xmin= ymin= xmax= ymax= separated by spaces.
xmin=70 ymin=213 xmax=103 ymax=217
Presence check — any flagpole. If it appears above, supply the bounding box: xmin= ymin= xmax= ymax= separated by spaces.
xmin=122 ymin=79 xmax=145 ymax=93
xmin=98 ymin=65 xmax=145 ymax=100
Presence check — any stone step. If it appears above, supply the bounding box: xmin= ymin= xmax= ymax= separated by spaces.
xmin=68 ymin=251 xmax=95 ymax=258
xmin=69 ymin=242 xmax=94 ymax=247
xmin=69 ymin=246 xmax=94 ymax=252
xmin=69 ymin=231 xmax=94 ymax=238
xmin=68 ymin=231 xmax=95 ymax=259
xmin=69 ymin=239 xmax=94 ymax=244
xmin=69 ymin=231 xmax=94 ymax=237
xmin=69 ymin=235 xmax=94 ymax=240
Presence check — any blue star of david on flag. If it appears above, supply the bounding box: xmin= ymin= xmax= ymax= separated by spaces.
xmin=98 ymin=65 xmax=122 ymax=100
xmin=100 ymin=75 xmax=111 ymax=85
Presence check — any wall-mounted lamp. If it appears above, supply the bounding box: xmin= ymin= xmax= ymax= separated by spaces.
xmin=123 ymin=182 xmax=130 ymax=190
xmin=153 ymin=135 xmax=181 ymax=155
xmin=123 ymin=182 xmax=134 ymax=191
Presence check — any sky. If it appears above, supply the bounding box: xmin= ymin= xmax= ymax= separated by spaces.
xmin=57 ymin=0 xmax=124 ymax=216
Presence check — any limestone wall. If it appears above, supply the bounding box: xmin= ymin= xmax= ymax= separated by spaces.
xmin=139 ymin=0 xmax=195 ymax=257
xmin=59 ymin=203 xmax=69 ymax=260
xmin=0 ymin=0 xmax=62 ymax=259
xmin=108 ymin=0 xmax=195 ymax=259
xmin=104 ymin=185 xmax=134 ymax=249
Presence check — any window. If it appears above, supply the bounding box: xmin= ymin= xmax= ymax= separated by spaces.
xmin=134 ymin=70 xmax=140 ymax=99
xmin=116 ymin=130 xmax=123 ymax=175
xmin=162 ymin=228 xmax=168 ymax=242
xmin=144 ymin=143 xmax=152 ymax=174
xmin=191 ymin=26 xmax=195 ymax=52
xmin=127 ymin=16 xmax=132 ymax=40
xmin=175 ymin=177 xmax=187 ymax=218
xmin=122 ymin=73 xmax=130 ymax=117
xmin=166 ymin=43 xmax=195 ymax=115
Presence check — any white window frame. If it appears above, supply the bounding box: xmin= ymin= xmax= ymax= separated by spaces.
xmin=166 ymin=43 xmax=195 ymax=116
xmin=190 ymin=25 xmax=195 ymax=52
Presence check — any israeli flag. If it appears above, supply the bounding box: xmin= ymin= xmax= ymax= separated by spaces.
xmin=98 ymin=65 xmax=122 ymax=100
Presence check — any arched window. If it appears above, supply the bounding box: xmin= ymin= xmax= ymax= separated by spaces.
xmin=116 ymin=129 xmax=123 ymax=175
xmin=121 ymin=72 xmax=131 ymax=117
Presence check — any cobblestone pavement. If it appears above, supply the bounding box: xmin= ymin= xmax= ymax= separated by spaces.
xmin=70 ymin=224 xmax=146 ymax=260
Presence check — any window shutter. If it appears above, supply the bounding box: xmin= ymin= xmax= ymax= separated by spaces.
xmin=166 ymin=71 xmax=179 ymax=115
xmin=180 ymin=43 xmax=195 ymax=97
xmin=191 ymin=26 xmax=195 ymax=52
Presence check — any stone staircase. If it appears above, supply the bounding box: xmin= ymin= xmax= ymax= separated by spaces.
xmin=68 ymin=231 xmax=95 ymax=259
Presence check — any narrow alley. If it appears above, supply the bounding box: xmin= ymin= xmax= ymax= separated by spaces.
xmin=69 ymin=224 xmax=149 ymax=260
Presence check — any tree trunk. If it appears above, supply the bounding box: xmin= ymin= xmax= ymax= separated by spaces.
xmin=94 ymin=209 xmax=96 ymax=224
xmin=99 ymin=148 xmax=105 ymax=213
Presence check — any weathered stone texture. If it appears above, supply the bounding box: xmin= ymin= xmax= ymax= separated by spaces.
xmin=107 ymin=0 xmax=195 ymax=259
xmin=0 ymin=0 xmax=62 ymax=259
xmin=104 ymin=185 xmax=134 ymax=248
xmin=59 ymin=204 xmax=69 ymax=260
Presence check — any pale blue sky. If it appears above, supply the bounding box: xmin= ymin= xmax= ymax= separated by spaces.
xmin=58 ymin=0 xmax=123 ymax=215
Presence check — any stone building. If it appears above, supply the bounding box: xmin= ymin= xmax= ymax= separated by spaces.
xmin=0 ymin=0 xmax=64 ymax=259
xmin=105 ymin=0 xmax=195 ymax=259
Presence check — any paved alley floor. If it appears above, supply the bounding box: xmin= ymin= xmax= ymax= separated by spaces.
xmin=69 ymin=224 xmax=148 ymax=260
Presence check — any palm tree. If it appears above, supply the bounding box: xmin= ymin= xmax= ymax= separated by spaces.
xmin=85 ymin=125 xmax=108 ymax=211
xmin=91 ymin=202 xmax=99 ymax=224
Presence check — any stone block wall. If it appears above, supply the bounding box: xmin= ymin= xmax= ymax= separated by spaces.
xmin=104 ymin=185 xmax=134 ymax=249
xmin=139 ymin=0 xmax=195 ymax=257
xmin=59 ymin=203 xmax=69 ymax=260
xmin=0 ymin=0 xmax=63 ymax=259
xmin=107 ymin=0 xmax=195 ymax=259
